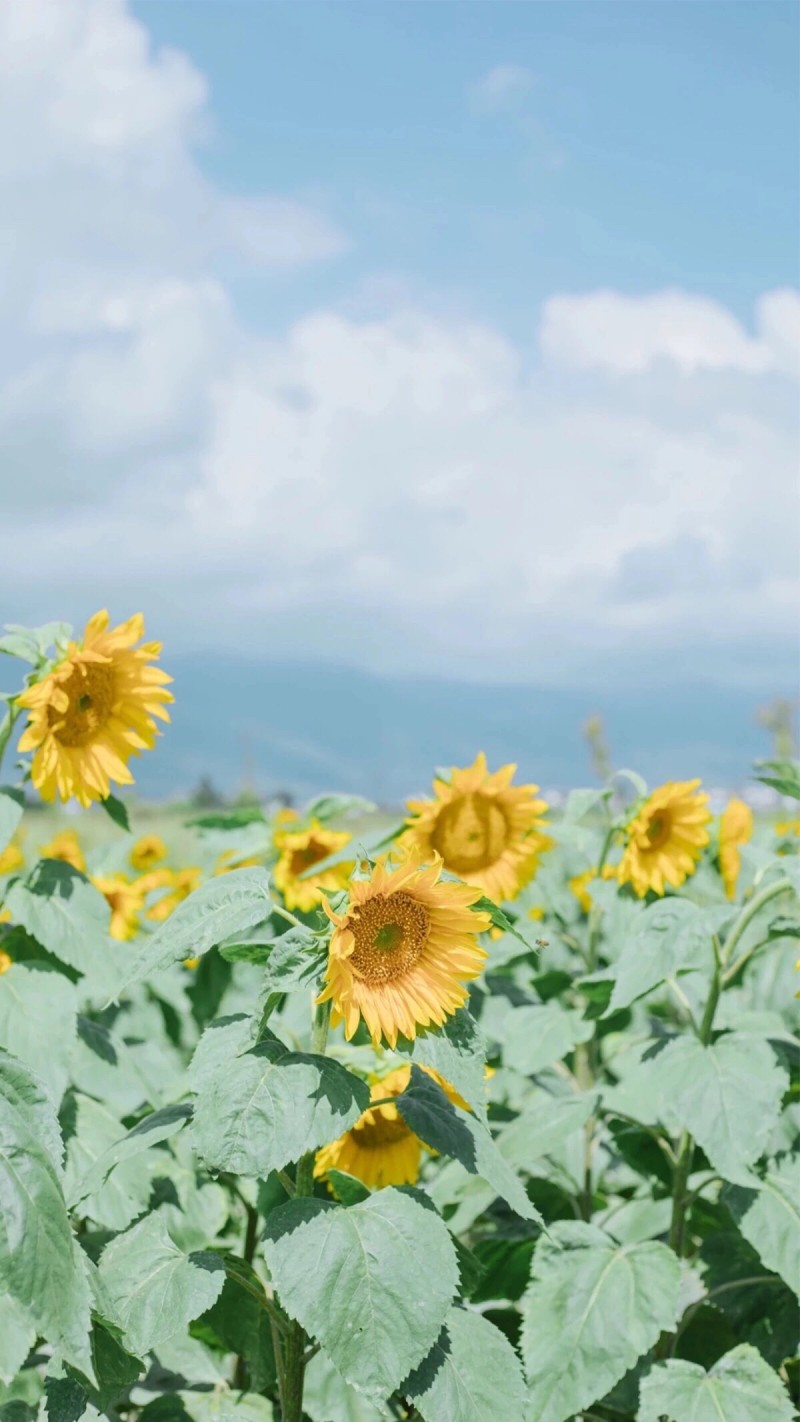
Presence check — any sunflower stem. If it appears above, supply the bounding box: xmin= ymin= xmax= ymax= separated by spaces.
xmin=280 ymin=997 xmax=331 ymax=1422
xmin=0 ymin=701 xmax=20 ymax=777
xmin=720 ymin=878 xmax=794 ymax=976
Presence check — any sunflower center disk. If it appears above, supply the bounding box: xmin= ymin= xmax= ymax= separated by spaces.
xmin=289 ymin=841 xmax=329 ymax=876
xmin=50 ymin=663 xmax=116 ymax=747
xmin=431 ymin=791 xmax=509 ymax=873
xmin=352 ymin=1111 xmax=411 ymax=1148
xmin=349 ymin=891 xmax=430 ymax=984
xmin=645 ymin=813 xmax=671 ymax=850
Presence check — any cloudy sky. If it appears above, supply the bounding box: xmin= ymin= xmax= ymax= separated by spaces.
xmin=1 ymin=0 xmax=798 ymax=693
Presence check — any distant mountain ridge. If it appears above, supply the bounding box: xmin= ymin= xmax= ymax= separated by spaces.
xmin=124 ymin=656 xmax=787 ymax=804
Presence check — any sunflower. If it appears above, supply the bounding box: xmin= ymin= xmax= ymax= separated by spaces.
xmin=317 ymin=854 xmax=490 ymax=1049
xmin=40 ymin=829 xmax=86 ymax=873
xmin=214 ymin=850 xmax=263 ymax=875
xmin=272 ymin=818 xmax=353 ymax=912
xmin=0 ymin=842 xmax=24 ymax=876
xmin=719 ymin=798 xmax=754 ymax=900
xmin=141 ymin=866 xmax=202 ymax=922
xmin=92 ymin=873 xmax=146 ymax=941
xmin=617 ymin=780 xmax=711 ymax=898
xmin=569 ymin=868 xmax=595 ymax=914
xmin=130 ymin=834 xmax=167 ymax=872
xmin=17 ymin=610 xmax=172 ymax=808
xmin=314 ymin=1063 xmax=469 ymax=1192
xmin=0 ymin=948 xmax=11 ymax=974
xmin=398 ymin=753 xmax=552 ymax=902
xmin=314 ymin=1066 xmax=421 ymax=1190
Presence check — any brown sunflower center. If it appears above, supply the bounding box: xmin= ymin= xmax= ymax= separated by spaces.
xmin=351 ymin=1108 xmax=411 ymax=1148
xmin=348 ymin=891 xmax=430 ymax=984
xmin=431 ymin=791 xmax=509 ymax=873
xmin=49 ymin=662 xmax=116 ymax=747
xmin=289 ymin=840 xmax=330 ymax=876
xmin=645 ymin=812 xmax=672 ymax=850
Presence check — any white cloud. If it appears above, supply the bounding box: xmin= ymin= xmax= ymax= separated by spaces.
xmin=471 ymin=64 xmax=534 ymax=112
xmin=0 ymin=0 xmax=797 ymax=689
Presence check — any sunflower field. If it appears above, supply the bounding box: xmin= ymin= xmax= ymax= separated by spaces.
xmin=1 ymin=614 xmax=799 ymax=1422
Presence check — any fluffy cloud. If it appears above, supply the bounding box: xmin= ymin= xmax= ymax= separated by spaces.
xmin=0 ymin=0 xmax=797 ymax=689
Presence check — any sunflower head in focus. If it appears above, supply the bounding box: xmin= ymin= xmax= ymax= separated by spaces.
xmin=141 ymin=866 xmax=202 ymax=922
xmin=92 ymin=873 xmax=146 ymax=941
xmin=40 ymin=829 xmax=86 ymax=874
xmin=314 ymin=1063 xmax=469 ymax=1192
xmin=398 ymin=753 xmax=552 ymax=903
xmin=272 ymin=818 xmax=353 ymax=912
xmin=317 ymin=853 xmax=490 ymax=1049
xmin=0 ymin=841 xmax=24 ymax=876
xmin=617 ymin=780 xmax=711 ymax=898
xmin=17 ymin=611 xmax=172 ymax=808
xmin=719 ymin=798 xmax=754 ymax=900
xmin=130 ymin=834 xmax=168 ymax=873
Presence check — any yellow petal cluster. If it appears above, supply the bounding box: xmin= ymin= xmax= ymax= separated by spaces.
xmin=18 ymin=610 xmax=172 ymax=807
xmin=130 ymin=834 xmax=167 ymax=872
xmin=92 ymin=873 xmax=146 ymax=941
xmin=617 ymin=780 xmax=711 ymax=897
xmin=317 ymin=853 xmax=490 ymax=1048
xmin=399 ymin=752 xmax=552 ymax=902
xmin=719 ymin=798 xmax=753 ymax=900
xmin=272 ymin=818 xmax=353 ymax=912
xmin=40 ymin=830 xmax=86 ymax=873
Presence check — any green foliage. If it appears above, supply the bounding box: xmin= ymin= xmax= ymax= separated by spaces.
xmin=263 ymin=1190 xmax=459 ymax=1396
xmin=404 ymin=1306 xmax=527 ymax=1421
xmin=639 ymin=1344 xmax=796 ymax=1422
xmin=98 ymin=1212 xmax=226 ymax=1356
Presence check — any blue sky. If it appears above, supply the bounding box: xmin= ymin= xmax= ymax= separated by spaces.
xmin=0 ymin=0 xmax=798 ymax=703
xmin=135 ymin=0 xmax=797 ymax=334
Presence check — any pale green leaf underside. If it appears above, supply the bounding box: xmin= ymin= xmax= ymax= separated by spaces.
xmin=521 ymin=1220 xmax=681 ymax=1422
xmin=98 ymin=1211 xmax=225 ymax=1356
xmin=639 ymin=1344 xmax=795 ymax=1422
xmin=724 ymin=1157 xmax=800 ymax=1297
xmin=264 ymin=1189 xmax=459 ymax=1397
xmin=404 ymin=1306 xmax=527 ymax=1422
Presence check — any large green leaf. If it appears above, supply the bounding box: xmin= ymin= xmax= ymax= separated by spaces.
xmin=64 ymin=1095 xmax=153 ymax=1231
xmin=0 ymin=1295 xmax=35 ymax=1384
xmin=403 ymin=1306 xmax=527 ymax=1422
xmin=521 ymin=1220 xmax=681 ymax=1422
xmin=502 ymin=1002 xmax=593 ymax=1075
xmin=187 ymin=1014 xmax=258 ymax=1093
xmin=0 ymin=1044 xmax=64 ymax=1171
xmin=406 ymin=1010 xmax=488 ymax=1123
xmin=5 ymin=861 xmax=121 ymax=994
xmin=98 ymin=1212 xmax=225 ymax=1356
xmin=639 ymin=1344 xmax=795 ymax=1422
xmin=648 ymin=1032 xmax=788 ymax=1185
xmin=0 ymin=964 xmax=78 ymax=1103
xmin=192 ymin=1034 xmax=369 ymax=1176
xmin=68 ymin=1102 xmax=192 ymax=1210
xmin=723 ymin=1158 xmax=800 ymax=1297
xmin=263 ymin=1189 xmax=459 ymax=1396
xmin=396 ymin=1066 xmax=540 ymax=1223
xmin=607 ymin=898 xmax=717 ymax=1013
xmin=0 ymin=789 xmax=23 ymax=856
xmin=498 ymin=1090 xmax=596 ymax=1169
xmin=0 ymin=1051 xmax=93 ymax=1379
xmin=112 ymin=868 xmax=272 ymax=996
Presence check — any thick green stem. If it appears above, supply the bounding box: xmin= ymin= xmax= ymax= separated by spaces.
xmin=721 ymin=877 xmax=794 ymax=981
xmin=280 ymin=998 xmax=331 ymax=1422
xmin=0 ymin=702 xmax=20 ymax=778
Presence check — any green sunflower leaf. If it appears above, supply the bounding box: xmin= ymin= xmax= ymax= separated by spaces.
xmin=263 ymin=1189 xmax=459 ymax=1397
xmin=723 ymin=1157 xmax=800 ymax=1297
xmin=396 ymin=1065 xmax=542 ymax=1224
xmin=638 ymin=1344 xmax=795 ymax=1422
xmin=97 ymin=1212 xmax=225 ymax=1357
xmin=403 ymin=1306 xmax=527 ymax=1422
xmin=191 ymin=1035 xmax=369 ymax=1176
xmin=521 ymin=1220 xmax=681 ymax=1422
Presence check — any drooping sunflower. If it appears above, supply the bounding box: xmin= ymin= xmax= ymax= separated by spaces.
xmin=719 ymin=798 xmax=754 ymax=900
xmin=398 ymin=753 xmax=552 ymax=902
xmin=617 ymin=780 xmax=711 ymax=898
xmin=314 ymin=1063 xmax=469 ymax=1192
xmin=0 ymin=841 xmax=24 ymax=876
xmin=317 ymin=854 xmax=490 ymax=1048
xmin=130 ymin=834 xmax=167 ymax=872
xmin=140 ymin=866 xmax=202 ymax=922
xmin=314 ymin=1066 xmax=421 ymax=1190
xmin=40 ymin=829 xmax=86 ymax=873
xmin=17 ymin=611 xmax=172 ymax=808
xmin=92 ymin=873 xmax=146 ymax=941
xmin=272 ymin=818 xmax=353 ymax=912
